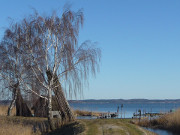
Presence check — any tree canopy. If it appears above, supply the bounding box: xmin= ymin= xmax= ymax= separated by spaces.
xmin=0 ymin=8 xmax=101 ymax=129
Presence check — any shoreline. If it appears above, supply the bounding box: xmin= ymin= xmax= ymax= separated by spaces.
xmin=134 ymin=109 xmax=180 ymax=135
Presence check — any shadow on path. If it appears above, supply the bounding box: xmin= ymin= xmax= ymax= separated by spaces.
xmin=46 ymin=121 xmax=85 ymax=135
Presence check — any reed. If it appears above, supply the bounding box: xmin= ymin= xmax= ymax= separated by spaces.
xmin=0 ymin=105 xmax=16 ymax=116
xmin=0 ymin=115 xmax=41 ymax=135
xmin=0 ymin=122 xmax=37 ymax=135
xmin=73 ymin=109 xmax=101 ymax=117
xmin=136 ymin=109 xmax=180 ymax=133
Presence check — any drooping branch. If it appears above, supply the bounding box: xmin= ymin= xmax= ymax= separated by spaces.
xmin=0 ymin=8 xmax=101 ymax=130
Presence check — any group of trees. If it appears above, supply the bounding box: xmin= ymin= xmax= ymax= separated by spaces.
xmin=0 ymin=8 xmax=101 ymax=129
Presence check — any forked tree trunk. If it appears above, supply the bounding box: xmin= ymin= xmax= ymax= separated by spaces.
xmin=46 ymin=70 xmax=75 ymax=122
xmin=7 ymin=82 xmax=19 ymax=116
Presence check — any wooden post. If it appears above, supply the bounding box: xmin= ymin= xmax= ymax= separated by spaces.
xmin=138 ymin=109 xmax=141 ymax=122
xmin=121 ymin=104 xmax=123 ymax=119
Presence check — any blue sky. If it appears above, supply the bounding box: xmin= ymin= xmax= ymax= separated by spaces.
xmin=1 ymin=0 xmax=180 ymax=99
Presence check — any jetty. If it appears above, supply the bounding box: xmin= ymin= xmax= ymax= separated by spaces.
xmin=133 ymin=112 xmax=164 ymax=118
xmin=98 ymin=105 xmax=122 ymax=119
xmin=132 ymin=109 xmax=168 ymax=119
xmin=98 ymin=112 xmax=119 ymax=119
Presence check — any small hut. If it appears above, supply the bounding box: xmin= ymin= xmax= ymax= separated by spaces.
xmin=31 ymin=97 xmax=48 ymax=117
xmin=46 ymin=70 xmax=75 ymax=121
xmin=31 ymin=96 xmax=60 ymax=117
xmin=15 ymin=88 xmax=32 ymax=117
xmin=32 ymin=70 xmax=75 ymax=121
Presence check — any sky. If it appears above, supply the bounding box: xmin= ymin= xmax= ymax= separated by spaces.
xmin=0 ymin=0 xmax=180 ymax=99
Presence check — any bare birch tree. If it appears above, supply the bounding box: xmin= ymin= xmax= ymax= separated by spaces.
xmin=0 ymin=24 xmax=40 ymax=116
xmin=0 ymin=8 xmax=101 ymax=130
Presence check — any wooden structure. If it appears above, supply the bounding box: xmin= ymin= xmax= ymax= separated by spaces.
xmin=132 ymin=111 xmax=165 ymax=119
xmin=98 ymin=112 xmax=118 ymax=119
xmin=16 ymin=88 xmax=32 ymax=117
xmin=46 ymin=70 xmax=75 ymax=122
xmin=31 ymin=70 xmax=74 ymax=122
xmin=31 ymin=97 xmax=48 ymax=117
xmin=32 ymin=96 xmax=62 ymax=118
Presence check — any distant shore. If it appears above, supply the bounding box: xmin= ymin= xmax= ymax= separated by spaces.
xmin=1 ymin=99 xmax=180 ymax=106
xmin=69 ymin=99 xmax=180 ymax=104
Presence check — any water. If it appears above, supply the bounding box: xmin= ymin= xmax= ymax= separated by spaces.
xmin=144 ymin=128 xmax=179 ymax=135
xmin=69 ymin=102 xmax=180 ymax=118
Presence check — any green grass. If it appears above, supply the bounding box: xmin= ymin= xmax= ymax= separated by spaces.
xmin=81 ymin=119 xmax=153 ymax=135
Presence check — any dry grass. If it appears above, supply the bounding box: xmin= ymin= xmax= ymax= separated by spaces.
xmin=0 ymin=106 xmax=85 ymax=135
xmin=0 ymin=116 xmax=46 ymax=135
xmin=165 ymin=109 xmax=180 ymax=129
xmin=135 ymin=109 xmax=180 ymax=133
xmin=73 ymin=109 xmax=101 ymax=117
xmin=0 ymin=106 xmax=42 ymax=134
xmin=0 ymin=105 xmax=16 ymax=116
xmin=0 ymin=105 xmax=39 ymax=135
xmin=0 ymin=115 xmax=85 ymax=135
xmin=0 ymin=122 xmax=38 ymax=135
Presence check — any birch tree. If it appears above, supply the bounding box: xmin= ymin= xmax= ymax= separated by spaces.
xmin=0 ymin=8 xmax=101 ymax=130
xmin=0 ymin=24 xmax=43 ymax=116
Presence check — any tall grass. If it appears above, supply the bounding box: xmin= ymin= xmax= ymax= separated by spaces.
xmin=0 ymin=105 xmax=16 ymax=116
xmin=0 ymin=105 xmax=37 ymax=135
xmin=136 ymin=109 xmax=180 ymax=133
xmin=73 ymin=109 xmax=101 ymax=117
xmin=0 ymin=106 xmax=85 ymax=135
xmin=0 ymin=121 xmax=38 ymax=135
xmin=0 ymin=105 xmax=48 ymax=134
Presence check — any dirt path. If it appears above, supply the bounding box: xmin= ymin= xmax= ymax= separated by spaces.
xmin=81 ymin=119 xmax=156 ymax=135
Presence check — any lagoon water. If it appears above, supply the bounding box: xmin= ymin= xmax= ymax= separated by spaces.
xmin=69 ymin=102 xmax=180 ymax=118
xmin=144 ymin=128 xmax=179 ymax=135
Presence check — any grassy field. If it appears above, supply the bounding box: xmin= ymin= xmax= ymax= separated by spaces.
xmin=0 ymin=105 xmax=156 ymax=135
xmin=0 ymin=116 xmax=156 ymax=135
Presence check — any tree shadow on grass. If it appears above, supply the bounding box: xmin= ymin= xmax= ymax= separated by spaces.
xmin=45 ymin=121 xmax=85 ymax=135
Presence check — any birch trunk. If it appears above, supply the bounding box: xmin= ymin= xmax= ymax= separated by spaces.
xmin=7 ymin=82 xmax=19 ymax=116
xmin=47 ymin=87 xmax=55 ymax=130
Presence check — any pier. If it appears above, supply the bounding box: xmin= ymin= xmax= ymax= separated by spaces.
xmin=132 ymin=109 xmax=168 ymax=120
xmin=98 ymin=112 xmax=119 ymax=119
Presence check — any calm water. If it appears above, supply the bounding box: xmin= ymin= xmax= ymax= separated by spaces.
xmin=144 ymin=128 xmax=179 ymax=135
xmin=69 ymin=102 xmax=180 ymax=118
